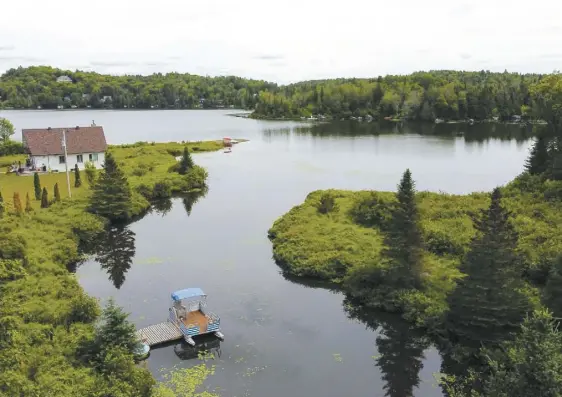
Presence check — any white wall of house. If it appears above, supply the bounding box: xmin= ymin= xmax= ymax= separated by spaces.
xmin=31 ymin=152 xmax=105 ymax=172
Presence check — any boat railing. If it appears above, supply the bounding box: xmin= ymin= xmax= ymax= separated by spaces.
xmin=206 ymin=311 xmax=220 ymax=324
xmin=180 ymin=322 xmax=200 ymax=336
xmin=169 ymin=308 xmax=178 ymax=324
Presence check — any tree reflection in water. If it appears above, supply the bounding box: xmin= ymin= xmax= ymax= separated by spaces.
xmin=182 ymin=187 xmax=208 ymax=217
xmin=93 ymin=226 xmax=136 ymax=289
xmin=344 ymin=299 xmax=430 ymax=397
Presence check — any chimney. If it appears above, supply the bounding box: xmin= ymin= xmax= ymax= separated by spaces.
xmin=91 ymin=120 xmax=96 ymax=127
xmin=47 ymin=127 xmax=51 ymax=131
xmin=76 ymin=126 xmax=80 ymax=130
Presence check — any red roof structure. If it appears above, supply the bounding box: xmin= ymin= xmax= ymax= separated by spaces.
xmin=22 ymin=126 xmax=107 ymax=155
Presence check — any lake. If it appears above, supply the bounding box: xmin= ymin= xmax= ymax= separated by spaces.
xmin=2 ymin=109 xmax=535 ymax=397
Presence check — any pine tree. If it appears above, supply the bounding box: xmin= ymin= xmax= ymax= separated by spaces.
xmin=41 ymin=187 xmax=49 ymax=208
xmin=178 ymin=146 xmax=194 ymax=175
xmin=383 ymin=169 xmax=424 ymax=289
xmin=446 ymin=188 xmax=532 ymax=345
xmin=33 ymin=172 xmax=41 ymax=200
xmin=25 ymin=193 xmax=33 ymax=213
xmin=74 ymin=164 xmax=82 ymax=188
xmin=543 ymin=255 xmax=562 ymax=318
xmin=13 ymin=192 xmax=22 ymax=215
xmin=89 ymin=152 xmax=133 ymax=222
xmin=54 ymin=183 xmax=61 ymax=202
xmin=95 ymin=298 xmax=139 ymax=353
xmin=0 ymin=191 xmax=4 ymax=218
xmin=524 ymin=135 xmax=550 ymax=175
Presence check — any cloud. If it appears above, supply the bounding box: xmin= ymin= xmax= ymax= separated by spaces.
xmin=0 ymin=56 xmax=45 ymax=63
xmin=539 ymin=53 xmax=562 ymax=60
xmin=0 ymin=45 xmax=15 ymax=51
xmin=89 ymin=61 xmax=137 ymax=67
xmin=254 ymin=54 xmax=284 ymax=61
xmin=459 ymin=53 xmax=472 ymax=60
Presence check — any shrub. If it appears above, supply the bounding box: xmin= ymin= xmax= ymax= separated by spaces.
xmin=152 ymin=181 xmax=172 ymax=199
xmin=316 ymin=192 xmax=338 ymax=214
xmin=349 ymin=191 xmax=393 ymax=228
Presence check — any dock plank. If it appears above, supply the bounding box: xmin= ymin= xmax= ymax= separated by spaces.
xmin=136 ymin=321 xmax=183 ymax=346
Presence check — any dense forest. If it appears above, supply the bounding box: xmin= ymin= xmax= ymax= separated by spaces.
xmin=0 ymin=66 xmax=557 ymax=125
xmin=0 ymin=66 xmax=277 ymax=110
xmin=253 ymin=71 xmax=550 ymax=121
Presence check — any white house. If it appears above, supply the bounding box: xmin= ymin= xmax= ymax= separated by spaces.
xmin=56 ymin=75 xmax=73 ymax=83
xmin=22 ymin=125 xmax=107 ymax=172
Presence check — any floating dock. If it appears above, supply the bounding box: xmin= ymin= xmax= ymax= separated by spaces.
xmin=136 ymin=322 xmax=183 ymax=346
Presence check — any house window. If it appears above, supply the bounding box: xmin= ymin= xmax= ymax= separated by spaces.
xmin=59 ymin=155 xmax=66 ymax=164
xmin=89 ymin=153 xmax=99 ymax=162
xmin=77 ymin=154 xmax=83 ymax=163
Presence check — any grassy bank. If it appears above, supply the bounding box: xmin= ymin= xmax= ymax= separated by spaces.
xmin=268 ymin=176 xmax=562 ymax=326
xmin=0 ymin=140 xmax=230 ymax=396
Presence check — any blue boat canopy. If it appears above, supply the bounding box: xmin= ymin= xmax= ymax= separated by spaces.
xmin=171 ymin=288 xmax=206 ymax=301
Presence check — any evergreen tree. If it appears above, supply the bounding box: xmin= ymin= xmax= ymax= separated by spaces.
xmin=383 ymin=169 xmax=424 ymax=289
xmin=95 ymin=298 xmax=139 ymax=354
xmin=543 ymin=255 xmax=562 ymax=318
xmin=74 ymin=164 xmax=82 ymax=187
xmin=24 ymin=193 xmax=33 ymax=213
xmin=54 ymin=183 xmax=61 ymax=202
xmin=40 ymin=187 xmax=49 ymax=208
xmin=524 ymin=135 xmax=550 ymax=175
xmin=0 ymin=191 xmax=4 ymax=218
xmin=12 ymin=192 xmax=22 ymax=215
xmin=446 ymin=188 xmax=532 ymax=345
xmin=89 ymin=152 xmax=133 ymax=222
xmin=33 ymin=172 xmax=41 ymax=200
xmin=178 ymin=146 xmax=194 ymax=175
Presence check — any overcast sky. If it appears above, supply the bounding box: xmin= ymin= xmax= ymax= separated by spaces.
xmin=1 ymin=0 xmax=561 ymax=84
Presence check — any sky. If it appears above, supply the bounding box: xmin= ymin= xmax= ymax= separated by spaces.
xmin=1 ymin=0 xmax=561 ymax=84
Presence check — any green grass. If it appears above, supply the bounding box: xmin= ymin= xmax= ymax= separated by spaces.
xmin=268 ymin=178 xmax=562 ymax=326
xmin=0 ymin=140 xmax=234 ymax=396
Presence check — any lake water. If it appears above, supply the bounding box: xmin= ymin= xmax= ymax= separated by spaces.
xmin=2 ymin=109 xmax=534 ymax=397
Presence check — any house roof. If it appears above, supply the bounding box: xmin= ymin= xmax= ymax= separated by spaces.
xmin=22 ymin=126 xmax=107 ymax=156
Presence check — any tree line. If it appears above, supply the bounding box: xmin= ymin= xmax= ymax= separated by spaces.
xmin=0 ymin=65 xmax=277 ymax=110
xmin=253 ymin=70 xmax=558 ymax=121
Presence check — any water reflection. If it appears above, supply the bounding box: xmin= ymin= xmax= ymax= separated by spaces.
xmin=173 ymin=335 xmax=222 ymax=360
xmin=344 ymin=300 xmax=431 ymax=397
xmin=264 ymin=121 xmax=538 ymax=143
xmin=93 ymin=226 xmax=136 ymax=289
xmin=151 ymin=198 xmax=173 ymax=217
xmin=182 ymin=188 xmax=208 ymax=217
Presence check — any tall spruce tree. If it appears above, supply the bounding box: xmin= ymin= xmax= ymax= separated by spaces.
xmin=178 ymin=146 xmax=194 ymax=175
xmin=40 ymin=187 xmax=49 ymax=208
xmin=54 ymin=183 xmax=61 ymax=202
xmin=89 ymin=152 xmax=133 ymax=222
xmin=382 ymin=169 xmax=424 ymax=289
xmin=33 ymin=172 xmax=41 ymax=200
xmin=74 ymin=164 xmax=82 ymax=187
xmin=446 ymin=187 xmax=532 ymax=345
xmin=524 ymin=135 xmax=550 ymax=175
xmin=25 ymin=193 xmax=33 ymax=213
xmin=12 ymin=192 xmax=22 ymax=215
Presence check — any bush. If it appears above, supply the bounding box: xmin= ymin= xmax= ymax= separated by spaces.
xmin=135 ymin=184 xmax=153 ymax=200
xmin=152 ymin=181 xmax=172 ymax=199
xmin=183 ymin=165 xmax=208 ymax=190
xmin=0 ymin=140 xmax=24 ymax=156
xmin=349 ymin=191 xmax=393 ymax=228
xmin=316 ymin=192 xmax=338 ymax=214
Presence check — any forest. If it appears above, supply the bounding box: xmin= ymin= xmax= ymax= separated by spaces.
xmin=0 ymin=66 xmax=277 ymax=110
xmin=268 ymin=73 xmax=562 ymax=396
xmin=253 ymin=71 xmax=549 ymax=121
xmin=0 ymin=66 xmax=557 ymax=125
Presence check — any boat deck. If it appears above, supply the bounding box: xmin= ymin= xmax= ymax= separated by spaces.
xmin=182 ymin=310 xmax=209 ymax=333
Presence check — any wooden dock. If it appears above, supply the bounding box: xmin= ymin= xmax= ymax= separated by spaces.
xmin=136 ymin=322 xmax=183 ymax=346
